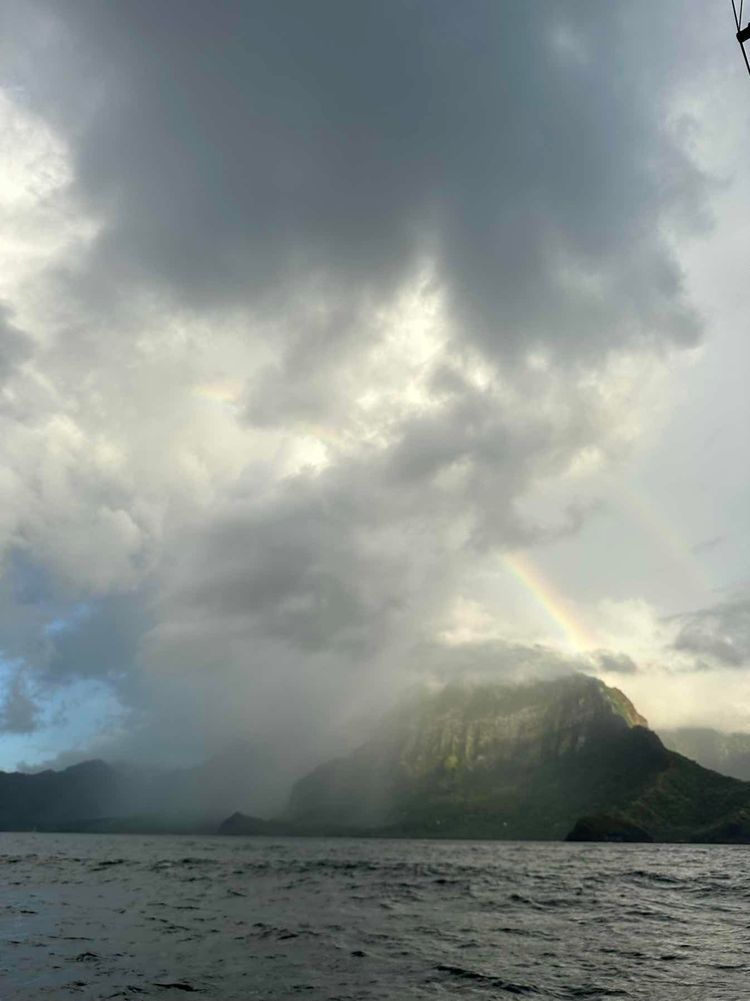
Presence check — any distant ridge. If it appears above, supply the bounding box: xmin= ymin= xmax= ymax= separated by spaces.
xmin=0 ymin=759 xmax=118 ymax=830
xmin=660 ymin=727 xmax=750 ymax=781
xmin=0 ymin=742 xmax=280 ymax=833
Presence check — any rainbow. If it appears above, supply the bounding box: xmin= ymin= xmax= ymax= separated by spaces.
xmin=502 ymin=551 xmax=598 ymax=653
xmin=500 ymin=481 xmax=715 ymax=656
xmin=194 ymin=381 xmax=242 ymax=404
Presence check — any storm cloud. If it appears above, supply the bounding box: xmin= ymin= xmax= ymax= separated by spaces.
xmin=673 ymin=597 xmax=750 ymax=670
xmin=18 ymin=3 xmax=705 ymax=351
xmin=0 ymin=0 xmax=743 ymax=774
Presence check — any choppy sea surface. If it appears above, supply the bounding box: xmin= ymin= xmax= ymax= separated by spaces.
xmin=0 ymin=834 xmax=748 ymax=1000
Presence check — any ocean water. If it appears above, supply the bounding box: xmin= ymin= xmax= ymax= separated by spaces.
xmin=0 ymin=834 xmax=747 ymax=1000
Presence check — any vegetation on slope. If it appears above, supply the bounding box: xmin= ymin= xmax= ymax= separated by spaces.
xmin=278 ymin=674 xmax=750 ymax=842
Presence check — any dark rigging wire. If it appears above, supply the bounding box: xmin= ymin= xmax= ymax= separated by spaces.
xmin=732 ymin=0 xmax=750 ymax=79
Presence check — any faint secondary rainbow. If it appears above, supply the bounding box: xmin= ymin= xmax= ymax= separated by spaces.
xmin=194 ymin=381 xmax=242 ymax=404
xmin=502 ymin=551 xmax=598 ymax=653
xmin=615 ymin=479 xmax=715 ymax=600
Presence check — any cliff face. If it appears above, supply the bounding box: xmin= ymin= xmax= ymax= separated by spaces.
xmin=287 ymin=674 xmax=664 ymax=838
xmin=389 ymin=675 xmax=647 ymax=778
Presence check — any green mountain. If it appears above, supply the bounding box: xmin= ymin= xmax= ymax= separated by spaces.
xmin=0 ymin=760 xmax=119 ymax=830
xmin=223 ymin=674 xmax=750 ymax=842
xmin=659 ymin=727 xmax=750 ymax=782
xmin=0 ymin=743 xmax=282 ymax=833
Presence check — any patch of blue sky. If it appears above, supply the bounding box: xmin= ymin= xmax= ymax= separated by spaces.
xmin=0 ymin=655 xmax=22 ymax=677
xmin=0 ymin=677 xmax=126 ymax=772
xmin=43 ymin=602 xmax=93 ymax=637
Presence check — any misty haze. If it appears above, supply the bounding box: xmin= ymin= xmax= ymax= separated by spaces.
xmin=0 ymin=1 xmax=749 ymax=998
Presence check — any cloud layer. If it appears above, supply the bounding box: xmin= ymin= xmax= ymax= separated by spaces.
xmin=0 ymin=1 xmax=741 ymax=774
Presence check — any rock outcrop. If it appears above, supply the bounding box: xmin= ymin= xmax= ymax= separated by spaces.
xmin=565 ymin=814 xmax=654 ymax=842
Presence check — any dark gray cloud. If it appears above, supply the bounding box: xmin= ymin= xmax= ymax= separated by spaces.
xmin=593 ymin=651 xmax=639 ymax=676
xmin=406 ymin=639 xmax=641 ymax=686
xmin=9 ymin=0 xmax=704 ymax=363
xmin=673 ymin=597 xmax=750 ymax=669
xmin=408 ymin=638 xmax=584 ymax=685
xmin=44 ymin=592 xmax=151 ymax=690
xmin=0 ymin=671 xmax=39 ymax=734
xmin=690 ymin=535 xmax=726 ymax=555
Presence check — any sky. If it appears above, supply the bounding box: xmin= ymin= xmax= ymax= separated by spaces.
xmin=0 ymin=0 xmax=749 ymax=774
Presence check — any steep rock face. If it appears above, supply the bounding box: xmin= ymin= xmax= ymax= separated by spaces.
xmin=390 ymin=675 xmax=647 ymax=777
xmin=287 ymin=674 xmax=662 ymax=838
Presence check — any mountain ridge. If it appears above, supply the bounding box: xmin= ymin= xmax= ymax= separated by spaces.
xmin=4 ymin=673 xmax=750 ymax=842
xmin=225 ymin=674 xmax=750 ymax=843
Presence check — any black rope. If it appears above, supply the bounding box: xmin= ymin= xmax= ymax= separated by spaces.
xmin=732 ymin=0 xmax=750 ymax=80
